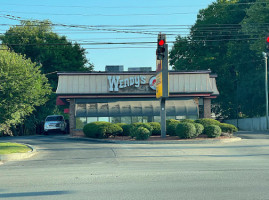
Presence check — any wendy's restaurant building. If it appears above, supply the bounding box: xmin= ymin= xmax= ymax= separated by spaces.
xmin=56 ymin=70 xmax=219 ymax=136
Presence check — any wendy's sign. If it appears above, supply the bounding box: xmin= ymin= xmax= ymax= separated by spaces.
xmin=108 ymin=75 xmax=156 ymax=92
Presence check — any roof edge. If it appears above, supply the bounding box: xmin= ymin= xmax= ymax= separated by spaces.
xmin=57 ymin=70 xmax=212 ymax=76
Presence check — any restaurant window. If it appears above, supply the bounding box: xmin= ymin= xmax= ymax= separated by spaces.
xmin=142 ymin=116 xmax=148 ymax=123
xmin=187 ymin=115 xmax=198 ymax=120
xmin=87 ymin=103 xmax=97 ymax=115
xmin=99 ymin=103 xmax=109 ymax=115
xmin=110 ymin=104 xmax=120 ymax=114
xmin=176 ymin=116 xmax=186 ymax=120
xmin=147 ymin=116 xmax=153 ymax=122
xmin=153 ymin=116 xmax=161 ymax=123
xmin=76 ymin=104 xmax=86 ymax=116
xmin=98 ymin=117 xmax=109 ymax=122
xmin=132 ymin=116 xmax=142 ymax=123
xmin=110 ymin=117 xmax=121 ymax=123
xmin=121 ymin=117 xmax=132 ymax=124
xmin=87 ymin=117 xmax=98 ymax=123
xmin=167 ymin=116 xmax=176 ymax=120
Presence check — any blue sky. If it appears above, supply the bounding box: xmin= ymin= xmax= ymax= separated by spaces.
xmin=0 ymin=0 xmax=215 ymax=71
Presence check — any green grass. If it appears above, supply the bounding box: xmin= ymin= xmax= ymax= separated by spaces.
xmin=0 ymin=142 xmax=32 ymax=154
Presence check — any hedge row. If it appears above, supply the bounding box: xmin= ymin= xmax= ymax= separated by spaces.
xmin=82 ymin=118 xmax=238 ymax=140
xmin=83 ymin=121 xmax=154 ymax=140
xmin=83 ymin=121 xmax=123 ymax=139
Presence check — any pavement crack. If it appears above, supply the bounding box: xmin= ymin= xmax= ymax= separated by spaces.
xmin=111 ymin=148 xmax=117 ymax=157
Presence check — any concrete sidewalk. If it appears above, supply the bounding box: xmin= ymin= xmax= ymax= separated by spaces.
xmin=235 ymin=130 xmax=269 ymax=139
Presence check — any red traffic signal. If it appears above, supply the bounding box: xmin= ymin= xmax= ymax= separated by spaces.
xmin=157 ymin=34 xmax=166 ymax=60
xmin=158 ymin=39 xmax=165 ymax=46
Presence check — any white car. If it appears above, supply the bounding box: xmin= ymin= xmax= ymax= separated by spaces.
xmin=44 ymin=115 xmax=66 ymax=134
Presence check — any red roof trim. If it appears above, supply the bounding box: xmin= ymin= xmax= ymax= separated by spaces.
xmin=57 ymin=93 xmax=214 ymax=99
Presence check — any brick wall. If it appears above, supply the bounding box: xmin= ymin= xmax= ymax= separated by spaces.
xmin=203 ymin=98 xmax=211 ymax=118
xmin=69 ymin=99 xmax=75 ymax=136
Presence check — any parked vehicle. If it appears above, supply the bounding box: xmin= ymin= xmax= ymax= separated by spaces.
xmin=44 ymin=115 xmax=67 ymax=134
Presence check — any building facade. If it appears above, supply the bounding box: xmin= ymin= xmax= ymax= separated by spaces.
xmin=56 ymin=71 xmax=219 ymax=135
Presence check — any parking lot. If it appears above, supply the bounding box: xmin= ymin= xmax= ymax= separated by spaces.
xmin=0 ymin=132 xmax=269 ymax=200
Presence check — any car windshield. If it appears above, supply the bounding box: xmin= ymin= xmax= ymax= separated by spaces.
xmin=46 ymin=116 xmax=63 ymax=121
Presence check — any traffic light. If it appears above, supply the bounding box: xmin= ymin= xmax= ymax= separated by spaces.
xmin=156 ymin=34 xmax=166 ymax=60
xmin=266 ymin=36 xmax=269 ymax=52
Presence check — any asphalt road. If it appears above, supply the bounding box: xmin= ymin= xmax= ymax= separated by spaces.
xmin=0 ymin=131 xmax=269 ymax=200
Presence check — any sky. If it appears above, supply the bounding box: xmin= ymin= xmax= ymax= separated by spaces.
xmin=0 ymin=0 xmax=216 ymax=71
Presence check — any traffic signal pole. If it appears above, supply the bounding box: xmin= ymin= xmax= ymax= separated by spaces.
xmin=160 ymin=44 xmax=169 ymax=138
xmin=156 ymin=33 xmax=169 ymax=138
xmin=264 ymin=36 xmax=269 ymax=130
xmin=262 ymin=51 xmax=269 ymax=130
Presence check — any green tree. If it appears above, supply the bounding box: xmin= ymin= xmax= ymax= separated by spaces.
xmin=241 ymin=0 xmax=269 ymax=53
xmin=170 ymin=0 xmax=263 ymax=118
xmin=0 ymin=46 xmax=51 ymax=135
xmin=0 ymin=20 xmax=94 ymax=134
xmin=0 ymin=20 xmax=93 ymax=90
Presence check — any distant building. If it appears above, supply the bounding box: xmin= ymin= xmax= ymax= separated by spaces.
xmin=105 ymin=65 xmax=124 ymax=72
xmin=128 ymin=67 xmax=152 ymax=72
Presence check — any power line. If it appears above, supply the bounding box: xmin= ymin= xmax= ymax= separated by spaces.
xmin=0 ymin=37 xmax=262 ymax=48
xmin=0 ymin=10 xmax=198 ymax=17
xmin=2 ymin=23 xmax=268 ymax=27
xmin=0 ymin=3 xmax=211 ymax=9
xmin=0 ymin=14 xmax=268 ymax=47
xmin=1 ymin=2 xmax=269 ymax=9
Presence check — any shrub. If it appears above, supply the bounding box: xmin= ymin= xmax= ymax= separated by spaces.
xmin=132 ymin=122 xmax=153 ymax=131
xmin=144 ymin=122 xmax=154 ymax=132
xmin=167 ymin=120 xmax=180 ymax=136
xmin=83 ymin=121 xmax=111 ymax=138
xmin=121 ymin=124 xmax=132 ymax=136
xmin=219 ymin=123 xmax=238 ymax=133
xmin=195 ymin=118 xmax=221 ymax=127
xmin=194 ymin=123 xmax=204 ymax=136
xmin=83 ymin=122 xmax=123 ymax=138
xmin=176 ymin=123 xmax=197 ymax=139
xmin=181 ymin=119 xmax=195 ymax=124
xmin=204 ymin=125 xmax=222 ymax=138
xmin=115 ymin=123 xmax=127 ymax=136
xmin=130 ymin=122 xmax=153 ymax=138
xmin=166 ymin=119 xmax=179 ymax=127
xmin=116 ymin=123 xmax=126 ymax=128
xmin=148 ymin=122 xmax=161 ymax=135
xmin=133 ymin=127 xmax=151 ymax=140
xmin=106 ymin=124 xmax=123 ymax=137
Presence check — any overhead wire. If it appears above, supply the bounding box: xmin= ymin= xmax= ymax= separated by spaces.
xmin=0 ymin=12 xmax=268 ymax=50
xmin=2 ymin=1 xmax=269 ymax=9
xmin=0 ymin=10 xmax=199 ymax=17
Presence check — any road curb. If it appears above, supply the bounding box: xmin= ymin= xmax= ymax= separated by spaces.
xmin=0 ymin=144 xmax=37 ymax=162
xmin=70 ymin=136 xmax=242 ymax=144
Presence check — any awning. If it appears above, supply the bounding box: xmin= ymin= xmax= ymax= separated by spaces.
xmin=75 ymin=99 xmax=198 ymax=117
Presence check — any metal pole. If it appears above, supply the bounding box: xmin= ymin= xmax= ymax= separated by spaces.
xmin=160 ymin=44 xmax=169 ymax=138
xmin=265 ymin=53 xmax=269 ymax=130
xmin=236 ymin=79 xmax=239 ymax=129
xmin=160 ymin=98 xmax=166 ymax=138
